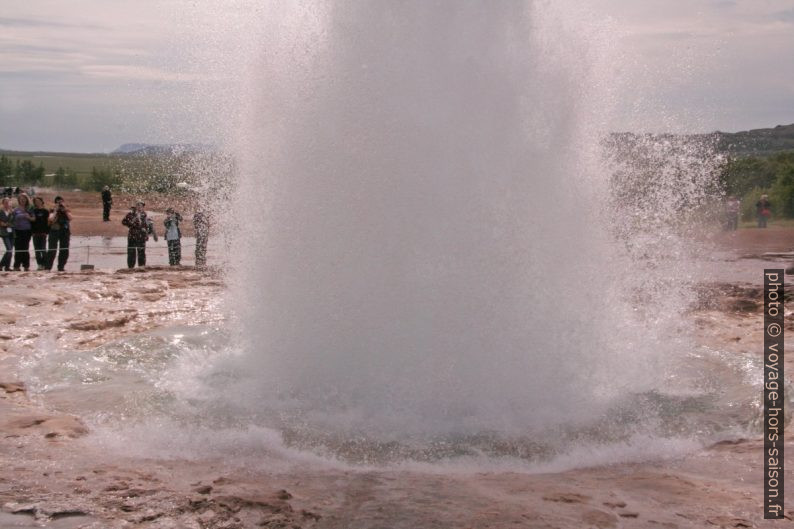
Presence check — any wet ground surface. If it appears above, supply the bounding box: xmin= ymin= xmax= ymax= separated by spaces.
xmin=0 ymin=229 xmax=792 ymax=528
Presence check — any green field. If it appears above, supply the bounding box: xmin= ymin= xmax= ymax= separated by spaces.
xmin=0 ymin=149 xmax=217 ymax=192
xmin=2 ymin=150 xmax=138 ymax=179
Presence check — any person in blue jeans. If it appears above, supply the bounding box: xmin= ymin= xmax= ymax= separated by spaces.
xmin=0 ymin=198 xmax=13 ymax=271
xmin=46 ymin=196 xmax=72 ymax=271
xmin=11 ymin=193 xmax=34 ymax=271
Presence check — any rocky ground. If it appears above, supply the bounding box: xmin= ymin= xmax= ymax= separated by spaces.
xmin=0 ymin=224 xmax=793 ymax=527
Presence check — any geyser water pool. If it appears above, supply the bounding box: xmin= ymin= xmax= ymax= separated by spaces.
xmin=22 ymin=325 xmax=767 ymax=468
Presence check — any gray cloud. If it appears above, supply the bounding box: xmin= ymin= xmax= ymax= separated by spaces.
xmin=2 ymin=0 xmax=794 ymax=151
xmin=0 ymin=16 xmax=103 ymax=29
xmin=773 ymin=9 xmax=794 ymax=22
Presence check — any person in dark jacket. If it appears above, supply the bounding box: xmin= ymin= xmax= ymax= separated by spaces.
xmin=756 ymin=194 xmax=771 ymax=228
xmin=101 ymin=186 xmax=112 ymax=221
xmin=31 ymin=196 xmax=50 ymax=270
xmin=46 ymin=196 xmax=72 ymax=271
xmin=163 ymin=208 xmax=182 ymax=266
xmin=11 ymin=193 xmax=34 ymax=271
xmin=0 ymin=197 xmax=13 ymax=271
xmin=193 ymin=210 xmax=209 ymax=268
xmin=122 ymin=201 xmax=155 ymax=268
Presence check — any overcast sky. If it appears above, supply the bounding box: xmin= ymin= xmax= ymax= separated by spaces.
xmin=1 ymin=0 xmax=793 ymax=153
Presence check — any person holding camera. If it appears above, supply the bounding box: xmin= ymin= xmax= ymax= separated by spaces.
xmin=122 ymin=200 xmax=156 ymax=268
xmin=163 ymin=207 xmax=182 ymax=266
xmin=47 ymin=196 xmax=72 ymax=271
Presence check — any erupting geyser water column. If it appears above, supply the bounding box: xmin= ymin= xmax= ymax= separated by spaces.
xmin=219 ymin=1 xmax=695 ymax=460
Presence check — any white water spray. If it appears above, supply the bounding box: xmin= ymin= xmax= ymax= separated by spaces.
xmin=216 ymin=1 xmax=692 ymax=456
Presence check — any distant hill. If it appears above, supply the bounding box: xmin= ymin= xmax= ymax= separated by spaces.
xmin=5 ymin=124 xmax=793 ymax=160
xmin=112 ymin=143 xmax=152 ymax=154
xmin=607 ymin=123 xmax=794 ymax=159
xmin=714 ymin=124 xmax=794 ymax=156
xmin=109 ymin=126 xmax=794 ymax=158
xmin=111 ymin=143 xmax=215 ymax=156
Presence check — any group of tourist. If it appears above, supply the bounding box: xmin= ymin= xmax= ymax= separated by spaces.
xmin=121 ymin=200 xmax=209 ymax=269
xmin=722 ymin=194 xmax=774 ymax=230
xmin=0 ymin=190 xmax=210 ymax=272
xmin=0 ymin=193 xmax=71 ymax=271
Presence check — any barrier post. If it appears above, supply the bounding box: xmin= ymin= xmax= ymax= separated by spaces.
xmin=80 ymin=245 xmax=94 ymax=271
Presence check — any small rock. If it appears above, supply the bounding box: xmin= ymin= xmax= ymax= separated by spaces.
xmin=104 ymin=482 xmax=130 ymax=492
xmin=582 ymin=509 xmax=618 ymax=528
xmin=706 ymin=516 xmax=753 ymax=528
xmin=194 ymin=485 xmax=213 ymax=494
xmin=124 ymin=488 xmax=157 ymax=498
xmin=0 ymin=381 xmax=25 ymax=393
xmin=3 ymin=502 xmax=37 ymax=515
xmin=69 ymin=315 xmax=133 ymax=331
xmin=301 ymin=509 xmax=321 ymax=521
xmin=187 ymin=498 xmax=210 ymax=511
xmin=130 ymin=510 xmax=163 ymax=523
xmin=50 ymin=509 xmax=89 ymax=519
xmin=542 ymin=492 xmax=590 ymax=504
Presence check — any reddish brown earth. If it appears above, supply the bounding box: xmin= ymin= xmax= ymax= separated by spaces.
xmin=0 ymin=225 xmax=792 ymax=528
xmin=23 ymin=190 xmax=202 ymax=238
xmin=709 ymin=225 xmax=794 ymax=255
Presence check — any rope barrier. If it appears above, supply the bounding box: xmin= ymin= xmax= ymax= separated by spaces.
xmin=1 ymin=239 xmax=212 ymax=270
xmin=1 ymin=243 xmax=202 ymax=253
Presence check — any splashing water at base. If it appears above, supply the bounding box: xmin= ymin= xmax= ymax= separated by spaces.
xmin=212 ymin=1 xmax=720 ymax=461
xmin=20 ymin=324 xmax=771 ymax=469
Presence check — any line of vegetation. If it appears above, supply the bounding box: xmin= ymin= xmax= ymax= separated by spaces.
xmin=0 ymin=150 xmax=231 ymax=194
xmin=719 ymin=151 xmax=794 ymax=220
xmin=3 ymin=127 xmax=793 ymax=223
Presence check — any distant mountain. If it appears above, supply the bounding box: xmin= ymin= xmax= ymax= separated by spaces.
xmin=112 ymin=143 xmax=152 ymax=154
xmin=714 ymin=124 xmax=794 ymax=156
xmin=111 ymin=143 xmax=216 ymax=156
